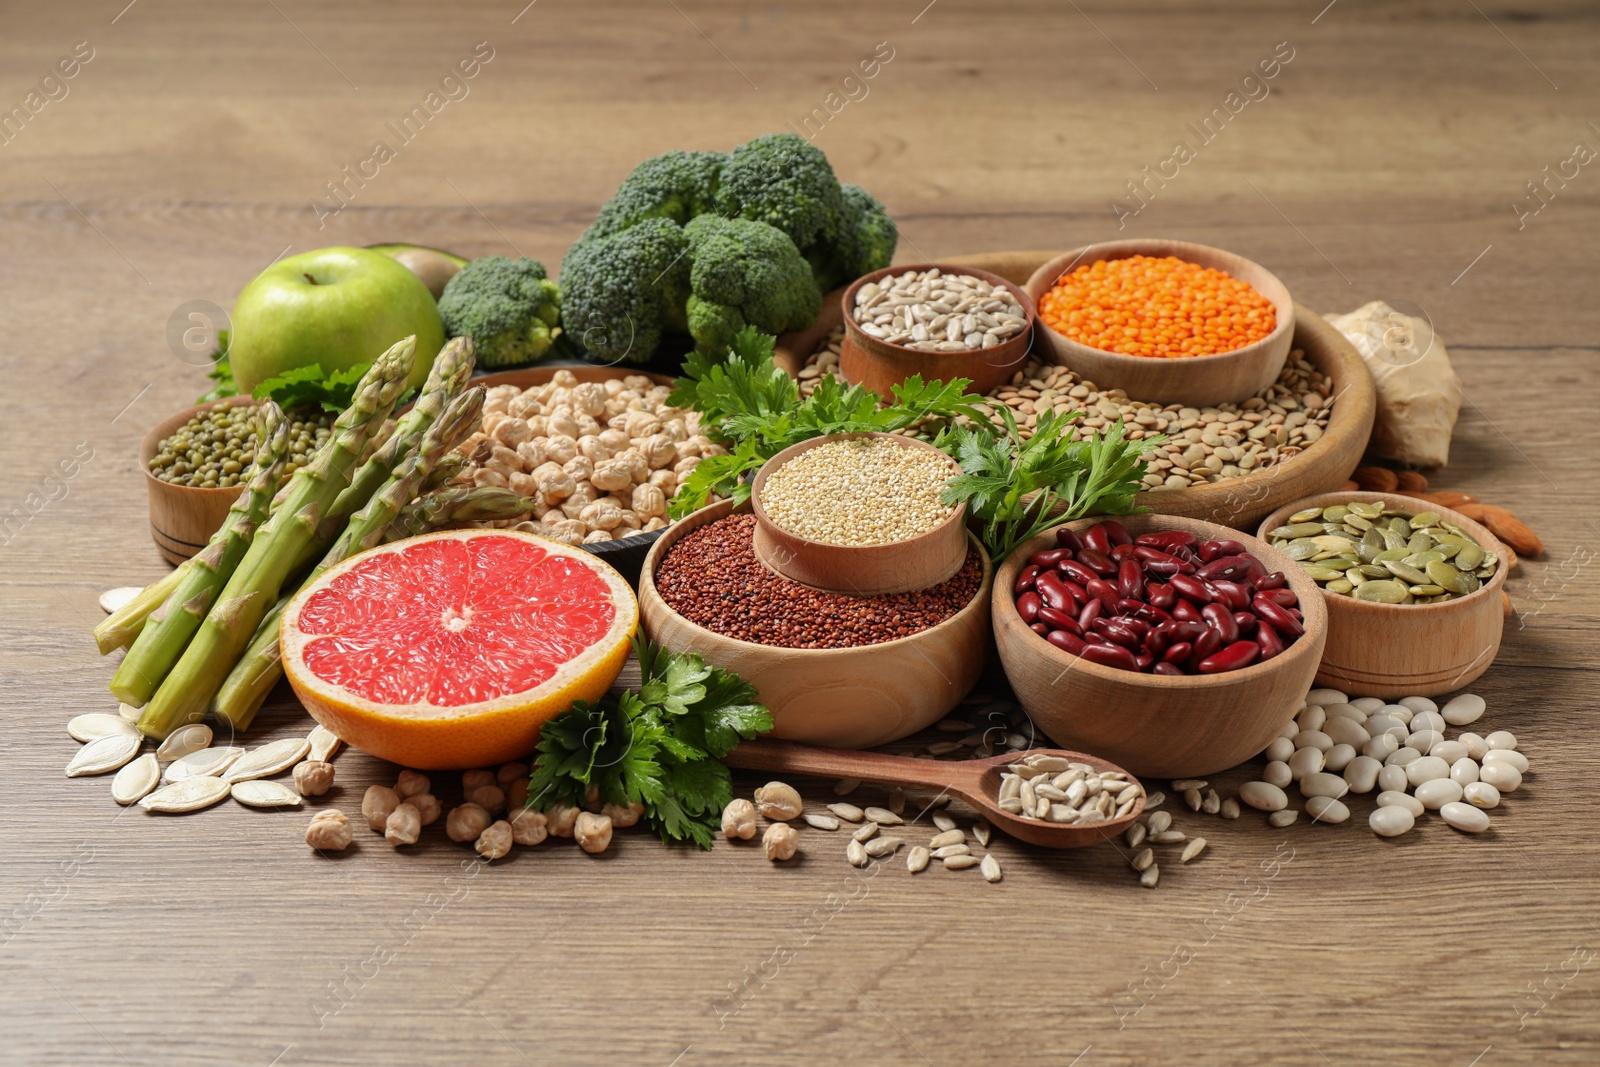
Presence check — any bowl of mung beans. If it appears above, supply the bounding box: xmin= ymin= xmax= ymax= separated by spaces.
xmin=141 ymin=397 xmax=334 ymax=565
xmin=1025 ymin=239 xmax=1294 ymax=407
xmin=1258 ymin=491 xmax=1509 ymax=698
xmin=749 ymin=432 xmax=968 ymax=596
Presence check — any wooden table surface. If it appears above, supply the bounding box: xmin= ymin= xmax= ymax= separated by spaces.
xmin=4 ymin=2 xmax=1598 ymax=1064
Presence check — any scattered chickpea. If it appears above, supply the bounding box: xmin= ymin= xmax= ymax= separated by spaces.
xmin=505 ymin=779 xmax=529 ymax=811
xmin=602 ymin=801 xmax=645 ymax=828
xmin=293 ymin=760 xmax=334 ymax=797
xmin=462 ymin=770 xmax=496 ymax=792
xmin=384 ymin=802 xmax=422 ymax=847
xmin=476 ymin=821 xmax=514 ymax=861
xmin=446 ymin=802 xmax=492 ymax=843
xmin=406 ymin=793 xmax=442 ymax=826
xmin=305 ymin=809 xmax=353 ymax=851
xmin=575 ymin=812 xmax=614 ymax=854
xmin=547 ymin=803 xmax=580 ymax=837
xmin=467 ymin=784 xmax=506 ymax=814
xmin=361 ymin=785 xmax=401 ymax=832
xmin=497 ymin=762 xmax=529 ymax=787
xmin=395 ymin=769 xmax=430 ymax=799
xmin=509 ymin=807 xmax=548 ymax=846
xmin=584 ymin=782 xmax=602 ymax=812
xmin=722 ymin=798 xmax=759 ymax=841
xmin=763 ymin=822 xmax=800 ymax=862
xmin=754 ymin=781 xmax=803 ymax=821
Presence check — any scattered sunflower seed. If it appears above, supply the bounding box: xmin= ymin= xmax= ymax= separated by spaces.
xmin=943 ymin=854 xmax=980 ymax=870
xmin=1184 ymin=787 xmax=1203 ymax=811
xmin=1269 ymin=809 xmax=1299 ymax=827
xmin=847 ymin=839 xmax=869 ymax=867
xmin=1149 ymin=830 xmax=1186 ymax=844
xmin=141 ymin=776 xmax=231 ymax=813
xmin=907 ymin=846 xmax=931 ymax=873
xmin=803 ymin=812 xmax=840 ymax=831
xmin=1144 ymin=791 xmax=1166 ymax=810
xmin=929 ymin=829 xmax=965 ymax=848
xmin=932 ymin=811 xmax=957 ymax=832
xmin=851 ymin=822 xmax=879 ymax=843
xmin=66 ymin=734 xmax=142 ymax=778
xmin=828 ymin=802 xmax=865 ymax=823
xmin=889 ymin=787 xmax=906 ymax=815
xmin=1202 ymin=789 xmax=1221 ymax=815
xmin=1131 ymin=847 xmax=1154 ymax=872
xmin=1146 ymin=810 xmax=1173 ymax=834
xmin=980 ymin=854 xmax=1003 ymax=883
xmin=863 ymin=837 xmax=901 ymax=858
xmin=1140 ymin=864 xmax=1160 ymax=888
xmin=932 ymin=844 xmax=970 ymax=859
xmin=1220 ymin=798 xmax=1241 ymax=820
xmin=1125 ymin=822 xmax=1148 ymax=849
xmin=1171 ymin=778 xmax=1208 ymax=792
xmin=832 ymin=778 xmax=861 ymax=796
xmin=1181 ymin=837 xmax=1208 ymax=863
xmin=864 ymin=807 xmax=902 ymax=826
xmin=972 ymin=821 xmax=991 ymax=847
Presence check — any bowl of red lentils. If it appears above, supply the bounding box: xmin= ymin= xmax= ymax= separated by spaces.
xmin=1025 ymin=239 xmax=1294 ymax=408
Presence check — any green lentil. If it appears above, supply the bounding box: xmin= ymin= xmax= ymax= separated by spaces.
xmin=149 ymin=402 xmax=332 ymax=488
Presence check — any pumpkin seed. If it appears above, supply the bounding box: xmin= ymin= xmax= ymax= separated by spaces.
xmin=111 ymin=753 xmax=160 ymax=805
xmin=223 ymin=737 xmax=312 ymax=783
xmin=155 ymin=724 xmax=213 ymax=762
xmin=230 ymin=780 xmax=303 ymax=808
xmin=66 ymin=733 xmax=141 ymax=777
xmin=99 ymin=586 xmax=143 ymax=614
xmin=68 ymin=713 xmax=139 ymax=743
xmin=140 ymin=776 xmax=231 ymax=813
xmin=307 ymin=724 xmax=342 ymax=763
xmin=1354 ymin=579 xmax=1408 ymax=604
xmin=164 ymin=746 xmax=243 ymax=783
xmin=118 ymin=702 xmax=141 ymax=722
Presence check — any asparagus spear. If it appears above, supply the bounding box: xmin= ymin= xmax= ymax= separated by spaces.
xmin=419 ymin=451 xmax=468 ymax=493
xmin=212 ymin=387 xmax=487 ymax=731
xmin=110 ymin=402 xmax=291 ymax=707
xmin=94 ymin=566 xmax=187 ymax=655
xmin=383 ymin=486 xmax=538 ymax=542
xmin=136 ymin=338 xmax=416 ymax=739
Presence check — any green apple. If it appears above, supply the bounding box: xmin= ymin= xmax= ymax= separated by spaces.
xmin=228 ymin=246 xmax=445 ymax=394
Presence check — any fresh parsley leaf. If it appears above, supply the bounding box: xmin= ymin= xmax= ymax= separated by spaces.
xmin=251 ymin=361 xmax=383 ymax=413
xmin=196 ymin=331 xmax=236 ymax=403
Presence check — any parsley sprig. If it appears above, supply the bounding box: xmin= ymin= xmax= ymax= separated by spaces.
xmin=526 ymin=636 xmax=773 ymax=849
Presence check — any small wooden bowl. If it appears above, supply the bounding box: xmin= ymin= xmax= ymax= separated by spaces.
xmin=141 ymin=396 xmax=257 ymax=566
xmin=839 ymin=263 xmax=1036 ymax=397
xmin=1257 ymin=491 xmax=1509 ymax=698
xmin=749 ymin=432 xmax=966 ymax=596
xmin=639 ymin=498 xmax=993 ymax=749
xmin=1024 ymin=239 xmax=1295 ymax=407
xmin=992 ymin=514 xmax=1328 ymax=778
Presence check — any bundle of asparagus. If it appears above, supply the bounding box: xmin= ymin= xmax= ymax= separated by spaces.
xmin=92 ymin=334 xmax=540 ymax=741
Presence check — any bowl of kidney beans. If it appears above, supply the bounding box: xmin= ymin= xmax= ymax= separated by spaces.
xmin=992 ymin=515 xmax=1327 ymax=777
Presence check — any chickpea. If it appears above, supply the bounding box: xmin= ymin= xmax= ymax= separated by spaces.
xmin=602 ymin=801 xmax=645 ymax=828
xmin=543 ymin=434 xmax=579 ymax=465
xmin=575 ymin=812 xmax=614 ymax=854
xmin=580 ymin=500 xmax=625 ymax=532
xmin=547 ymin=413 xmax=579 ymax=439
xmin=547 ymin=803 xmax=580 ymax=837
xmin=497 ymin=762 xmax=529 ymax=786
xmin=574 ymin=413 xmax=602 ymax=438
xmin=508 ymin=392 xmax=541 ymax=418
xmin=623 ymin=410 xmax=662 ymax=438
xmin=361 ymin=785 xmax=400 ymax=832
xmin=293 ymin=760 xmax=334 ymax=797
xmin=673 ymin=456 xmax=702 ymax=477
xmin=395 ymin=769 xmax=430 ymax=799
xmin=583 ymin=530 xmax=613 ymax=544
xmin=384 ymin=802 xmax=422 ymax=847
xmin=481 ymin=412 xmax=511 ymax=437
xmin=509 ymin=807 xmax=548 ymax=846
xmin=505 ymin=778 xmax=530 ymax=812
xmin=515 ymin=438 xmax=547 ymax=470
xmin=563 ymin=455 xmax=595 ymax=482
xmin=544 ymin=519 xmax=587 ymax=546
xmin=631 ymin=483 xmax=667 ymax=519
xmin=721 ymin=798 xmax=758 ymax=841
xmin=462 ymin=769 xmax=496 ymax=792
xmin=763 ymin=822 xmax=800 ymax=862
xmin=615 ymin=447 xmax=649 ymax=483
xmin=476 ymin=821 xmax=514 ymax=861
xmin=407 ymin=793 xmax=442 ymax=826
xmin=446 ymin=802 xmax=492 ymax=842
xmin=598 ymin=427 xmax=630 ymax=453
xmin=487 ymin=444 xmax=522 ymax=477
xmin=571 ymin=381 xmax=607 ymax=418
xmin=491 ymin=417 xmax=532 ymax=449
xmin=754 ymin=781 xmax=803 ymax=821
xmin=640 ymin=433 xmax=677 ymax=470
xmin=305 ymin=809 xmax=353 ymax=851
xmin=473 ymin=468 xmax=508 ymax=489
xmin=535 ymin=467 xmax=577 ymax=505
xmin=647 ymin=469 xmax=677 ymax=492
xmin=468 ymin=784 xmax=506 ymax=813
xmin=590 ymin=458 xmax=633 ymax=493
xmin=508 ymin=471 xmax=538 ymax=497
xmin=643 ymin=516 xmax=668 ymax=532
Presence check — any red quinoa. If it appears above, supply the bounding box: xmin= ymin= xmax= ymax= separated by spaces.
xmin=655 ymin=514 xmax=983 ymax=649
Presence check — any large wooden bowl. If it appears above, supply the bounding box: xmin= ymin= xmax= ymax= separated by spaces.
xmin=839 ymin=263 xmax=1036 ymax=397
xmin=749 ymin=432 xmax=967 ymax=596
xmin=639 ymin=498 xmax=993 ymax=749
xmin=141 ymin=396 xmax=257 ymax=566
xmin=993 ymin=514 xmax=1328 ymax=778
xmin=1024 ymin=239 xmax=1295 ymax=407
xmin=1258 ymin=491 xmax=1509 ymax=698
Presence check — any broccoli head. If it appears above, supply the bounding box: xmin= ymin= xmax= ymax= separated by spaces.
xmin=682 ymin=214 xmax=820 ymax=354
xmin=436 ymin=256 xmax=562 ymax=368
xmin=807 ymin=183 xmax=899 ymax=293
xmin=714 ymin=133 xmax=843 ymax=251
xmin=559 ymin=217 xmax=691 ymax=364
xmin=586 ymin=149 xmax=726 ymax=240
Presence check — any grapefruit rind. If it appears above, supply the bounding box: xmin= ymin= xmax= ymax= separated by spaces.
xmin=280 ymin=530 xmax=638 ymax=770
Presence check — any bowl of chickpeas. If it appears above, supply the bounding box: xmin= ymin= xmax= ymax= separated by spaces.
xmin=1024 ymin=239 xmax=1295 ymax=408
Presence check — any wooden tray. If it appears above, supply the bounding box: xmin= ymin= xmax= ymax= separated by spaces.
xmin=775 ymin=250 xmax=1375 ymax=533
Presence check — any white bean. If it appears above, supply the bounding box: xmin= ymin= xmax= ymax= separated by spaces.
xmin=1377 ymin=764 xmax=1409 ymax=793
xmin=1300 ymin=772 xmax=1350 ymax=799
xmin=1324 ymin=718 xmax=1370 ymax=748
xmin=1485 ymin=730 xmax=1518 ymax=751
xmin=1385 ymin=747 xmax=1422 ymax=767
xmin=1463 ymin=782 xmax=1501 ymax=809
xmin=1240 ymin=781 xmax=1288 ymax=812
xmin=1343 ymin=756 xmax=1382 ymax=794
xmin=1479 ymin=762 xmax=1522 ymax=793
xmin=1305 ymin=796 xmax=1350 ymax=824
xmin=1323 ymin=743 xmax=1357 ymax=772
xmin=1450 ymin=758 xmax=1480 ymax=786
xmin=1431 ymin=740 xmax=1469 ymax=765
xmin=1264 ymin=737 xmax=1295 ymax=763
xmin=1440 ymin=693 xmax=1486 ymax=726
xmin=1458 ymin=732 xmax=1490 ymax=760
xmin=1398 ymin=695 xmax=1438 ymax=716
xmin=1294 ymin=730 xmax=1334 ymax=753
xmin=1484 ymin=749 xmax=1529 ymax=773
xmin=1440 ymin=801 xmax=1490 ymax=833
xmin=1263 ymin=760 xmax=1293 ymax=789
xmin=1288 ymin=747 xmax=1324 ymax=781
xmin=1297 ymin=706 xmax=1326 ymax=732
xmin=1306 ymin=689 xmax=1347 ymax=705
xmin=1414 ymin=779 xmax=1464 ymax=810
xmin=1405 ymin=756 xmax=1451 ymax=786
xmin=1364 ymin=733 xmax=1402 ymax=760
xmin=1369 ymin=805 xmax=1415 ymax=837
xmin=1377 ymin=790 xmax=1425 ymax=818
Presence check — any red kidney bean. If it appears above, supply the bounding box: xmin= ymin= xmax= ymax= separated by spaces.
xmin=1016 ymin=591 xmax=1042 ymax=623
xmin=1132 ymin=546 xmax=1186 ymax=578
xmin=1121 ymin=601 xmax=1171 ymax=627
xmin=1167 ymin=621 xmax=1209 ymax=644
xmin=1242 ymin=555 xmax=1267 ymax=583
xmin=1083 ymin=524 xmax=1112 ymax=556
xmin=1085 ymin=577 xmax=1119 ymax=609
xmin=1162 ymin=641 xmax=1193 ymax=664
xmin=1254 ymin=570 xmax=1288 ymax=591
xmin=1082 ymin=642 xmax=1138 ymax=671
xmin=1201 ymin=602 xmax=1239 ymax=643
xmin=1136 ymin=530 xmax=1196 ymax=550
xmin=1199 ymin=538 xmax=1247 ymax=563
xmin=1133 ymin=649 xmax=1155 ymax=671
xmin=1210 ymin=580 xmax=1251 ymax=611
xmin=1092 ymin=619 xmax=1142 ymax=649
xmin=1058 ymin=559 xmax=1100 ymax=587
xmin=1147 ymin=627 xmax=1170 ymax=656
xmin=1060 ymin=581 xmax=1088 ymax=609
xmin=1196 ymin=555 xmax=1253 ymax=582
xmin=1152 ymin=661 xmax=1184 ymax=676
xmin=1055 ymin=526 xmax=1083 ymax=552
xmin=1188 ymin=627 xmax=1223 ymax=667
xmin=1030 ymin=622 xmax=1051 ymax=637
xmin=1110 ymin=543 xmax=1136 ymax=564
xmin=1015 ymin=565 xmax=1041 ymax=595
xmin=1077 ymin=548 xmax=1117 ymax=577
xmin=1102 ymin=519 xmax=1132 ymax=547
xmin=1037 ymin=605 xmax=1079 ymax=633
xmin=1259 ymin=587 xmax=1298 ymax=609
xmin=1078 ymin=597 xmax=1103 ymax=630
xmin=1081 ymin=631 xmax=1109 ymax=646
xmin=1047 ymin=629 xmax=1087 ymax=655
xmin=1198 ymin=639 xmax=1261 ymax=674
xmin=1171 ymin=598 xmax=1202 ymax=623
xmin=1257 ymin=621 xmax=1285 ymax=661
xmin=1035 ymin=571 xmax=1070 ymax=611
xmin=1168 ymin=574 xmax=1212 ymax=605
xmin=1117 ymin=559 xmax=1144 ymax=600
xmin=1233 ymin=611 xmax=1258 ymax=634
xmin=1030 ymin=548 xmax=1071 ymax=569
xmin=1147 ymin=582 xmax=1176 ymax=610
xmin=1253 ymin=594 xmax=1304 ymax=637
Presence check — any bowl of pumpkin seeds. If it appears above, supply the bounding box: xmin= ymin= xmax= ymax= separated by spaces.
xmin=1258 ymin=491 xmax=1510 ymax=697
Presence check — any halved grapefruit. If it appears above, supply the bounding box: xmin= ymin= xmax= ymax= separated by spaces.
xmin=281 ymin=530 xmax=638 ymax=770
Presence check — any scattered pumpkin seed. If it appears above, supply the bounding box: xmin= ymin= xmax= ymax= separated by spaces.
xmin=68 ymin=713 xmax=140 ymax=743
xmin=307 ymin=724 xmax=342 ymax=763
xmin=155 ymin=724 xmax=213 ymax=762
xmin=231 ymin=780 xmax=303 ymax=808
xmin=223 ymin=737 xmax=312 ymax=783
xmin=111 ymin=753 xmax=161 ymax=805
xmin=163 ymin=746 xmax=243 ymax=783
xmin=66 ymin=734 xmax=142 ymax=777
xmin=141 ymin=776 xmax=231 ymax=813
xmin=99 ymin=586 xmax=142 ymax=614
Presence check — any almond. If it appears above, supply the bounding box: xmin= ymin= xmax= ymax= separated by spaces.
xmin=1502 ymin=591 xmax=1514 ymax=620
xmin=1479 ymin=504 xmax=1543 ymax=557
xmin=1422 ymin=490 xmax=1478 ymax=509
xmin=1395 ymin=470 xmax=1430 ymax=492
xmin=1353 ymin=465 xmax=1400 ymax=493
xmin=1340 ymin=479 xmax=1360 ymax=491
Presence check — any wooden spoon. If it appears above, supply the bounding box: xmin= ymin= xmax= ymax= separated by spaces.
xmin=725 ymin=738 xmax=1146 ymax=850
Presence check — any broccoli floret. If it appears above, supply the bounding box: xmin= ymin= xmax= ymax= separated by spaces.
xmin=586 ymin=150 xmax=726 ymax=240
xmin=682 ymin=214 xmax=820 ymax=353
xmin=436 ymin=256 xmax=562 ymax=368
xmin=714 ymin=133 xmax=843 ymax=251
xmin=806 ymin=184 xmax=899 ymax=293
xmin=560 ymin=218 xmax=691 ymax=364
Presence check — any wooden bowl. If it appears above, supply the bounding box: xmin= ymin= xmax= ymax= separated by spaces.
xmin=1257 ymin=491 xmax=1509 ymax=698
xmin=749 ymin=432 xmax=967 ymax=596
xmin=141 ymin=396 xmax=257 ymax=566
xmin=992 ymin=514 xmax=1328 ymax=778
xmin=639 ymin=498 xmax=993 ymax=749
xmin=839 ymin=263 xmax=1036 ymax=397
xmin=1024 ymin=239 xmax=1295 ymax=407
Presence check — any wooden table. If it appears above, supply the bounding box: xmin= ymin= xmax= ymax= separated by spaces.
xmin=4 ymin=2 xmax=1597 ymax=1063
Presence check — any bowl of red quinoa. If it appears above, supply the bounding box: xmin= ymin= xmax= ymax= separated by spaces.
xmin=639 ymin=498 xmax=993 ymax=749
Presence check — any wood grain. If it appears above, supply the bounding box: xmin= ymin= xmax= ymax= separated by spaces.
xmin=3 ymin=3 xmax=1599 ymax=1065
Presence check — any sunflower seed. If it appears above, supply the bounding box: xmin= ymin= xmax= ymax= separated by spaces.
xmin=307 ymin=724 xmax=342 ymax=763
xmin=972 ymin=821 xmax=991 ymax=846
xmin=1202 ymin=788 xmax=1221 ymax=815
xmin=864 ymin=807 xmax=902 ymax=826
xmin=931 ymin=844 xmax=971 ymax=859
xmin=1139 ymin=864 xmax=1160 ymax=888
xmin=847 ymin=839 xmax=869 ymax=867
xmin=832 ymin=778 xmax=860 ymax=795
xmin=929 ymin=829 xmax=965 ymax=848
xmin=111 ymin=753 xmax=160 ymax=804
xmin=223 ymin=737 xmax=312 ymax=783
xmin=1220 ymin=798 xmax=1241 ymax=820
xmin=852 ymin=822 xmax=879 ymax=843
xmin=66 ymin=734 xmax=141 ymax=777
xmin=907 ymin=846 xmax=931 ymax=873
xmin=803 ymin=812 xmax=840 ymax=831
xmin=1144 ymin=790 xmax=1166 ymax=810
xmin=980 ymin=854 xmax=1003 ymax=883
xmin=1125 ymin=822 xmax=1148 ymax=848
xmin=1181 ymin=837 xmax=1208 ymax=863
xmin=1131 ymin=847 xmax=1154 ymax=872
xmin=1269 ymin=809 xmax=1299 ymax=827
xmin=100 ymin=586 xmax=143 ymax=614
xmin=943 ymin=854 xmax=980 ymax=870
xmin=231 ymin=780 xmax=303 ymax=808
xmin=164 ymin=746 xmax=243 ymax=783
xmin=155 ymin=724 xmax=213 ymax=762
xmin=1149 ymin=830 xmax=1186 ymax=844
xmin=68 ymin=713 xmax=140 ymax=743
xmin=1146 ymin=810 xmax=1172 ymax=833
xmin=828 ymin=802 xmax=865 ymax=823
xmin=1171 ymin=778 xmax=1208 ymax=791
xmin=864 ymin=837 xmax=901 ymax=858
xmin=926 ymin=741 xmax=963 ymax=756
xmin=1184 ymin=787 xmax=1203 ymax=811
xmin=889 ymin=787 xmax=906 ymax=815
xmin=932 ymin=811 xmax=957 ymax=832
xmin=141 ymin=776 xmax=231 ymax=813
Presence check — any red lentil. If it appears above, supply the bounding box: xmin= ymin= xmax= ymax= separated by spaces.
xmin=655 ymin=514 xmax=982 ymax=649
